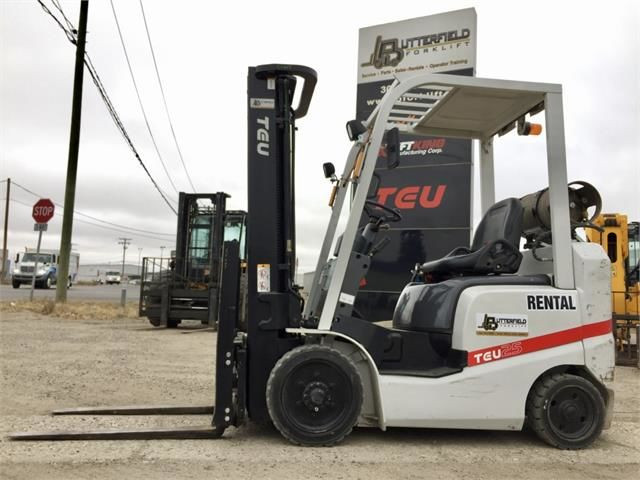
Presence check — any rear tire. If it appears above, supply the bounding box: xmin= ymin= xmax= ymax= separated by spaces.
xmin=266 ymin=344 xmax=363 ymax=446
xmin=526 ymin=373 xmax=605 ymax=449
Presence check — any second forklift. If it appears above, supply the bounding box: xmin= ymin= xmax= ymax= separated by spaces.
xmin=139 ymin=192 xmax=247 ymax=328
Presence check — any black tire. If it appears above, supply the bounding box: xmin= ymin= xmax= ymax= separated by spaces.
xmin=167 ymin=319 xmax=180 ymax=328
xmin=44 ymin=275 xmax=52 ymax=289
xmin=148 ymin=316 xmax=161 ymax=327
xmin=266 ymin=344 xmax=363 ymax=446
xmin=526 ymin=373 xmax=605 ymax=449
xmin=12 ymin=279 xmax=20 ymax=289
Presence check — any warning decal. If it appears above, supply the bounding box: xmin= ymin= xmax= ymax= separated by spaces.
xmin=257 ymin=264 xmax=270 ymax=293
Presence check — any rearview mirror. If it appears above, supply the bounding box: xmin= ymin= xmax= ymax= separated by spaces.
xmin=322 ymin=162 xmax=336 ymax=179
xmin=386 ymin=127 xmax=400 ymax=169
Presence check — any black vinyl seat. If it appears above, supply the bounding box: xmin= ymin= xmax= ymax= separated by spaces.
xmin=420 ymin=198 xmax=524 ymax=279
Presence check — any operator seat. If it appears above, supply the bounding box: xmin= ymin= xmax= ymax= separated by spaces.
xmin=420 ymin=197 xmax=524 ymax=279
xmin=392 ymin=198 xmax=551 ymax=334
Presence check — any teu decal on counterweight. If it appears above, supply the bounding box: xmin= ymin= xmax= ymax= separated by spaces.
xmin=527 ymin=294 xmax=577 ymax=311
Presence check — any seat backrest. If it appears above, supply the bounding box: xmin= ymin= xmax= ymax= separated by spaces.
xmin=471 ymin=198 xmax=523 ymax=251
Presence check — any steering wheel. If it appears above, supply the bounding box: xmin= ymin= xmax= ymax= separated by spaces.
xmin=364 ymin=200 xmax=402 ymax=223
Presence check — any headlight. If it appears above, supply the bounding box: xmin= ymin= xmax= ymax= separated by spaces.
xmin=13 ymin=268 xmax=19 ymax=274
xmin=37 ymin=268 xmax=47 ymax=275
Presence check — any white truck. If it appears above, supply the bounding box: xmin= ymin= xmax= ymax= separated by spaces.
xmin=105 ymin=271 xmax=121 ymax=285
xmin=12 ymin=249 xmax=80 ymax=289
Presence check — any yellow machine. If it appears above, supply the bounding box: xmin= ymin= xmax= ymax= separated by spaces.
xmin=587 ymin=214 xmax=640 ymax=365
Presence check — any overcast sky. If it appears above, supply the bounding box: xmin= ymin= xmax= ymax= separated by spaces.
xmin=1 ymin=0 xmax=638 ymax=271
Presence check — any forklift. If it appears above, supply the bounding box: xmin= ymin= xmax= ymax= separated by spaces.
xmin=11 ymin=65 xmax=615 ymax=450
xmin=139 ymin=192 xmax=247 ymax=328
xmin=586 ymin=214 xmax=639 ymax=365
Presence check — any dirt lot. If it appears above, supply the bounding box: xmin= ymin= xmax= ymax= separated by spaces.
xmin=0 ymin=311 xmax=638 ymax=480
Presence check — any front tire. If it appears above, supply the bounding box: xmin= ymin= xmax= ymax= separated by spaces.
xmin=12 ymin=279 xmax=20 ymax=289
xmin=526 ymin=373 xmax=605 ymax=449
xmin=266 ymin=344 xmax=363 ymax=446
xmin=44 ymin=275 xmax=52 ymax=289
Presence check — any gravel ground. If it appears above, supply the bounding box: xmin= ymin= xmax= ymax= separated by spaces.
xmin=0 ymin=311 xmax=638 ymax=479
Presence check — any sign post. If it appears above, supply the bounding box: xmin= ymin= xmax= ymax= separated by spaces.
xmin=29 ymin=199 xmax=55 ymax=301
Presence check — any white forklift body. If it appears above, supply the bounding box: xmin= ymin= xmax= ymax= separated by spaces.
xmin=287 ymin=73 xmax=615 ymax=447
xmin=9 ymin=69 xmax=614 ymax=450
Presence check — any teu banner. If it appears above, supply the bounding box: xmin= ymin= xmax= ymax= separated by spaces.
xmin=355 ymin=9 xmax=477 ymax=321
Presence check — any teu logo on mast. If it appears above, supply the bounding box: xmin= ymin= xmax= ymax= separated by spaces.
xmin=256 ymin=116 xmax=270 ymax=157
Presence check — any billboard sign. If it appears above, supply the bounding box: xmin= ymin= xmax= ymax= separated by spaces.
xmin=355 ymin=9 xmax=477 ymax=321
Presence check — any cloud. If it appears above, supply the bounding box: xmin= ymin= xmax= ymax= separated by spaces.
xmin=1 ymin=0 xmax=638 ymax=269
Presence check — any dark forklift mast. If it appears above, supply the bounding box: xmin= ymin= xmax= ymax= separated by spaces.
xmin=246 ymin=65 xmax=317 ymax=421
xmin=8 ymin=63 xmax=317 ymax=442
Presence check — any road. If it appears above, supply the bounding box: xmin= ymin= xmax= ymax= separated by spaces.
xmin=0 ymin=283 xmax=140 ymax=302
xmin=0 ymin=311 xmax=638 ymax=480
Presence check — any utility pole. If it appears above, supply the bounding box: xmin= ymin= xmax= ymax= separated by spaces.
xmin=56 ymin=0 xmax=89 ymax=303
xmin=160 ymin=245 xmax=165 ymax=266
xmin=1 ymin=178 xmax=9 ymax=281
xmin=118 ymin=238 xmax=131 ymax=279
xmin=138 ymin=247 xmax=143 ymax=276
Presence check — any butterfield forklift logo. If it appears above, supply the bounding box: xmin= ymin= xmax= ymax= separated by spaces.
xmin=476 ymin=313 xmax=529 ymax=336
xmin=362 ymin=36 xmax=404 ymax=69
xmin=481 ymin=314 xmax=499 ymax=331
xmin=361 ymin=29 xmax=472 ymax=70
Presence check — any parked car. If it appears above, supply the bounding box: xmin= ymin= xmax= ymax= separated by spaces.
xmin=105 ymin=271 xmax=121 ymax=285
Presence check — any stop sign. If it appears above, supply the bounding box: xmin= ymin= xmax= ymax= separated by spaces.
xmin=32 ymin=198 xmax=55 ymax=223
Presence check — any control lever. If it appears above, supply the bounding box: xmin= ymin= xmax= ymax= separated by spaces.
xmin=369 ymin=236 xmax=391 ymax=257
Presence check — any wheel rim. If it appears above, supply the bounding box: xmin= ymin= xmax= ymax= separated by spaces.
xmin=546 ymin=385 xmax=597 ymax=440
xmin=280 ymin=359 xmax=353 ymax=434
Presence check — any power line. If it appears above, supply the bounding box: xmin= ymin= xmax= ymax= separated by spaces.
xmin=9 ymin=197 xmax=173 ymax=242
xmin=82 ymin=56 xmax=178 ymax=212
xmin=8 ymin=180 xmax=174 ymax=237
xmin=51 ymin=0 xmax=75 ymax=32
xmin=35 ymin=0 xmax=75 ymax=43
xmin=35 ymin=0 xmax=178 ymax=215
xmin=109 ymin=0 xmax=179 ymax=196
xmin=139 ymin=0 xmax=196 ymax=192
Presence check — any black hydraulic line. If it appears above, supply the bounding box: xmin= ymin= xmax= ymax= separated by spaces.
xmin=280 ymin=76 xmax=292 ymax=291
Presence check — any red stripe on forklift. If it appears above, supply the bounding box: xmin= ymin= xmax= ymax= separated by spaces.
xmin=467 ymin=319 xmax=612 ymax=367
